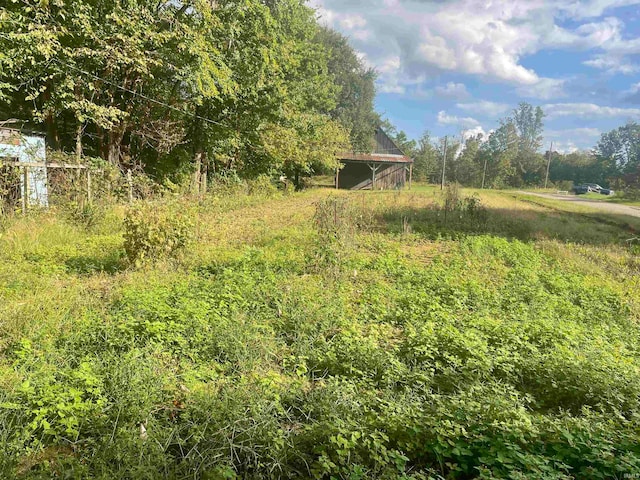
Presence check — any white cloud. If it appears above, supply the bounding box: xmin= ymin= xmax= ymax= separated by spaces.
xmin=545 ymin=127 xmax=602 ymax=150
xmin=437 ymin=111 xmax=480 ymax=129
xmin=311 ymin=0 xmax=640 ymax=100
xmin=456 ymin=100 xmax=511 ymax=118
xmin=583 ymin=54 xmax=639 ymax=74
xmin=543 ymin=102 xmax=640 ymax=118
xmin=517 ymin=78 xmax=567 ymax=100
xmin=557 ymin=0 xmax=640 ymax=19
xmin=543 ymin=16 xmax=623 ymax=49
xmin=338 ymin=14 xmax=367 ymax=30
xmin=627 ymin=82 xmax=640 ymax=94
xmin=434 ymin=82 xmax=469 ymax=100
xmin=546 ymin=127 xmax=602 ymax=139
xmin=375 ymin=55 xmax=405 ymax=94
xmin=462 ymin=126 xmax=490 ymax=141
xmin=552 ymin=141 xmax=580 ymax=154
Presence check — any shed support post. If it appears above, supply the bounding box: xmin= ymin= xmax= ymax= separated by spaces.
xmin=335 ymin=164 xmax=340 ymax=189
xmin=368 ymin=163 xmax=380 ymax=190
xmin=405 ymin=164 xmax=413 ymax=190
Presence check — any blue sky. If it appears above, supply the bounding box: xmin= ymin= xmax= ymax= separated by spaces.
xmin=309 ymin=0 xmax=640 ymax=152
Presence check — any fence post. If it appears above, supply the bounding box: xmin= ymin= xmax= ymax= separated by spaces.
xmin=22 ymin=166 xmax=28 ymax=214
xmin=86 ymin=169 xmax=92 ymax=205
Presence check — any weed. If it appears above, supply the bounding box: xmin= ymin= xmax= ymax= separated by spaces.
xmin=123 ymin=199 xmax=194 ymax=266
xmin=1 ymin=185 xmax=640 ymax=478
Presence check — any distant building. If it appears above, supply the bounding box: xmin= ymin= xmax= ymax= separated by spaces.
xmin=0 ymin=128 xmax=48 ymax=209
xmin=336 ymin=128 xmax=413 ymax=190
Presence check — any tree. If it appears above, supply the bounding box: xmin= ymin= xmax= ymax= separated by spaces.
xmin=594 ymin=122 xmax=640 ymax=186
xmin=0 ymin=0 xmax=232 ymax=170
xmin=261 ymin=111 xmax=349 ymax=189
xmin=512 ymin=102 xmax=545 ymax=185
xmin=549 ymin=150 xmax=606 ymax=187
xmin=316 ymin=28 xmax=378 ymax=153
xmin=413 ymin=131 xmax=439 ymax=182
xmin=478 ymin=120 xmax=518 ymax=188
xmin=450 ymin=133 xmax=483 ymax=186
xmin=0 ymin=0 xmax=380 ymax=187
xmin=513 ymin=102 xmax=545 ymax=153
xmin=436 ymin=136 xmax=460 ymax=186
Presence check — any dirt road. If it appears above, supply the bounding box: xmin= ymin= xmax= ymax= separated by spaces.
xmin=518 ymin=191 xmax=640 ymax=218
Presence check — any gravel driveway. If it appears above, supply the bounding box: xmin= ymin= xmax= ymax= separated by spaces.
xmin=518 ymin=191 xmax=640 ymax=218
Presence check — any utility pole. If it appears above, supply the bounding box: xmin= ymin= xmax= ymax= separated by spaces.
xmin=481 ymin=154 xmax=488 ymax=189
xmin=441 ymin=136 xmax=448 ymax=190
xmin=544 ymin=141 xmax=553 ymax=189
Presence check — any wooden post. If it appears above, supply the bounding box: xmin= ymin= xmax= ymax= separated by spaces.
xmin=127 ymin=169 xmax=133 ymax=203
xmin=544 ymin=141 xmax=553 ymax=189
xmin=21 ymin=166 xmax=28 ymax=214
xmin=481 ymin=155 xmax=488 ymax=189
xmin=335 ymin=165 xmax=340 ymax=189
xmin=368 ymin=163 xmax=380 ymax=190
xmin=86 ymin=169 xmax=92 ymax=205
xmin=441 ymin=136 xmax=448 ymax=191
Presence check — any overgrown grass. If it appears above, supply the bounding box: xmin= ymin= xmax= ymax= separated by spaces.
xmin=1 ymin=184 xmax=639 ymax=479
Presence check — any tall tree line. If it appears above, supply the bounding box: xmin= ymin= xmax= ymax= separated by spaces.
xmin=384 ymin=103 xmax=545 ymax=188
xmin=386 ymin=102 xmax=639 ymax=193
xmin=0 ymin=0 xmax=378 ymax=187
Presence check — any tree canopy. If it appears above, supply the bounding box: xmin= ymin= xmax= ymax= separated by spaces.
xmin=0 ymin=0 xmax=378 ymax=184
xmin=387 ymin=102 xmax=638 ymax=194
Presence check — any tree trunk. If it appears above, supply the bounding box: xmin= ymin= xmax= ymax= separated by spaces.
xmin=192 ymin=151 xmax=202 ymax=194
xmin=75 ymin=122 xmax=83 ymax=163
xmin=200 ymin=152 xmax=208 ymax=195
xmin=107 ymin=124 xmax=126 ymax=168
xmin=44 ymin=81 xmax=59 ymax=149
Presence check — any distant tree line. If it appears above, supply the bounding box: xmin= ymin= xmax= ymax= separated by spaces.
xmin=386 ymin=103 xmax=640 ymax=195
xmin=0 ymin=0 xmax=379 ymax=189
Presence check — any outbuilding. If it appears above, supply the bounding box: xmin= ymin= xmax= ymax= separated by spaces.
xmin=0 ymin=128 xmax=48 ymax=210
xmin=336 ymin=128 xmax=413 ymax=190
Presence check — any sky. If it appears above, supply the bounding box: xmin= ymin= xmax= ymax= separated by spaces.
xmin=308 ymin=0 xmax=640 ymax=153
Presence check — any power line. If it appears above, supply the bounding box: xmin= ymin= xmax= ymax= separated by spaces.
xmin=1 ymin=6 xmax=231 ymax=130
xmin=53 ymin=59 xmax=230 ymax=129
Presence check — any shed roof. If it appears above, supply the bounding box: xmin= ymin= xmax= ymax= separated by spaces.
xmin=338 ymin=153 xmax=413 ymax=164
xmin=338 ymin=127 xmax=413 ymax=164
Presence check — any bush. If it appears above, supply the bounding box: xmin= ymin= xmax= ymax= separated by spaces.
xmin=64 ymin=202 xmax=105 ymax=230
xmin=555 ymin=180 xmax=574 ymax=192
xmin=246 ymin=175 xmax=280 ymax=197
xmin=123 ymin=200 xmax=194 ymax=266
xmin=312 ymin=196 xmax=366 ymax=275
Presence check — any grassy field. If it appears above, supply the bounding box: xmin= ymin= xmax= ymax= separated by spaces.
xmin=1 ymin=184 xmax=640 ymax=479
xmin=573 ymin=192 xmax=640 ymax=205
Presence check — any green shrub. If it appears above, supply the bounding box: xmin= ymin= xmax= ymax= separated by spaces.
xmin=311 ymin=196 xmax=364 ymax=275
xmin=123 ymin=200 xmax=194 ymax=266
xmin=3 ymin=188 xmax=640 ymax=478
xmin=246 ymin=175 xmax=280 ymax=197
xmin=64 ymin=202 xmax=105 ymax=230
